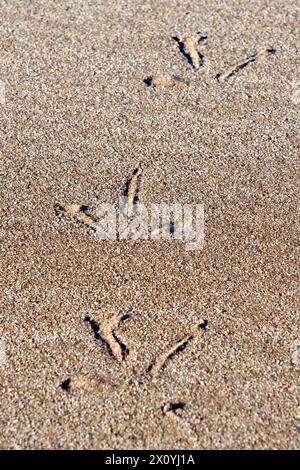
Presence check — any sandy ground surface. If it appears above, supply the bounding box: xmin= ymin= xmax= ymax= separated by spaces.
xmin=0 ymin=0 xmax=299 ymax=449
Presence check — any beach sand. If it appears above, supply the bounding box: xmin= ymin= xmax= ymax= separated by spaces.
xmin=0 ymin=0 xmax=299 ymax=449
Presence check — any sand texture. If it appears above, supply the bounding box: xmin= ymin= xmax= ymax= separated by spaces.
xmin=0 ymin=0 xmax=299 ymax=449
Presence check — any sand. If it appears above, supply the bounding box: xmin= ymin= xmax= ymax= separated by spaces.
xmin=0 ymin=0 xmax=299 ymax=449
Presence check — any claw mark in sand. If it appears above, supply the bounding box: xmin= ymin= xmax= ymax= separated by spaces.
xmin=147 ymin=319 xmax=208 ymax=377
xmin=173 ymin=34 xmax=205 ymax=69
xmin=143 ymin=75 xmax=187 ymax=88
xmin=215 ymin=47 xmax=276 ymax=82
xmin=120 ymin=166 xmax=143 ymax=239
xmin=61 ymin=374 xmax=116 ymax=393
xmin=148 ymin=334 xmax=193 ymax=376
xmin=84 ymin=312 xmax=130 ymax=362
xmin=162 ymin=401 xmax=199 ymax=445
xmin=55 ymin=203 xmax=97 ymax=231
xmin=122 ymin=166 xmax=142 ymax=218
xmin=162 ymin=402 xmax=186 ymax=416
